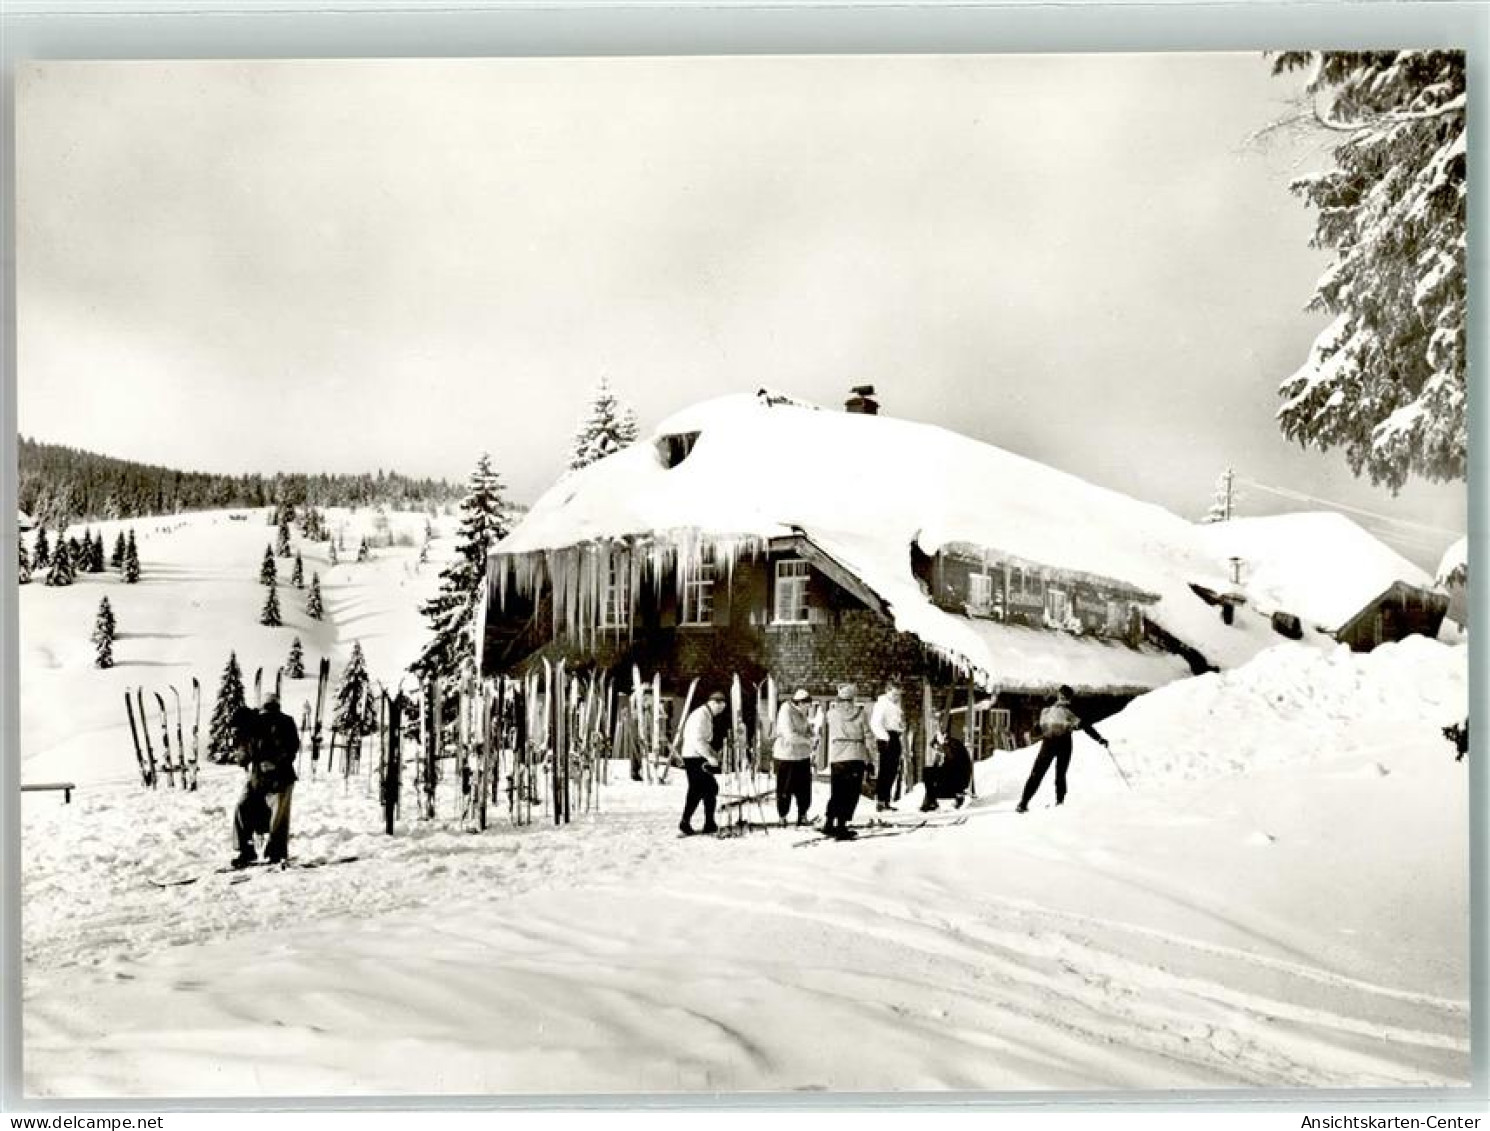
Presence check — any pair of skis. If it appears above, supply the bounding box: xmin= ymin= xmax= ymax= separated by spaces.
xmin=123 ymin=681 xmax=200 ymax=790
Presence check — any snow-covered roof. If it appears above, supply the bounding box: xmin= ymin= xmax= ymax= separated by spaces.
xmin=493 ymin=392 xmax=1394 ymax=685
xmin=1193 ymin=513 xmax=1442 ymax=633
xmin=1437 ymin=535 xmax=1467 ymax=588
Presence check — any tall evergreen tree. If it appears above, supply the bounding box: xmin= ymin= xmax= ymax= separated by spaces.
xmin=88 ymin=531 xmax=106 ymax=573
xmin=291 ymin=551 xmax=305 ymax=588
xmin=260 ymin=584 xmax=283 ymax=627
xmin=333 ymin=641 xmax=375 ymax=738
xmin=124 ymin=530 xmax=141 ymax=583
xmin=81 ymin=530 xmax=95 ymax=571
xmin=307 ymin=573 xmax=324 ymax=620
xmin=32 ymin=525 xmax=50 ymax=569
xmin=286 ymin=636 xmax=306 ymax=679
xmin=259 ymin=544 xmax=278 ymax=586
xmin=569 ymin=377 xmax=640 ymax=471
xmin=92 ymin=596 xmax=116 ymax=669
xmin=65 ymin=535 xmax=83 ymax=571
xmin=276 ymin=514 xmax=292 ymax=558
xmin=18 ymin=541 xmax=31 ymax=585
xmin=208 ymin=651 xmax=247 ymax=762
xmin=412 ymin=453 xmax=510 ymax=681
xmin=1270 ymin=51 xmax=1466 ymax=491
xmin=111 ymin=530 xmax=126 ymax=569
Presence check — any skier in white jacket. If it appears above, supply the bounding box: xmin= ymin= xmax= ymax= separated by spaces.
xmin=679 ymin=691 xmax=726 ymax=836
xmin=772 ymin=688 xmax=816 ymax=826
xmin=869 ymin=683 xmax=906 ymax=812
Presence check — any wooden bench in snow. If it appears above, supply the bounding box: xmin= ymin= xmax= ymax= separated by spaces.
xmin=22 ymin=782 xmax=76 ymax=804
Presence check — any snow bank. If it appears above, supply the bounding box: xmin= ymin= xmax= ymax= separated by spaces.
xmin=1040 ymin=636 xmax=1467 ymax=786
xmin=1436 ymin=535 xmax=1467 ymax=588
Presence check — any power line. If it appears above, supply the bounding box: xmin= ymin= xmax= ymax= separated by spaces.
xmin=1237 ymin=477 xmax=1464 ymax=538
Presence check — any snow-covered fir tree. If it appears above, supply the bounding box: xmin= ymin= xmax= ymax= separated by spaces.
xmin=208 ymin=651 xmax=247 ymax=761
xmin=569 ymin=377 xmax=640 ymax=471
xmin=286 ymin=636 xmax=306 ymax=679
xmin=18 ymin=541 xmax=31 ymax=585
xmin=291 ymin=552 xmax=304 ymax=588
xmin=1201 ymin=468 xmax=1238 ymax=524
xmin=123 ymin=530 xmax=141 ymax=584
xmin=44 ymin=539 xmax=75 ymax=587
xmin=1271 ymin=51 xmax=1466 ymax=491
xmin=81 ymin=530 xmax=95 ymax=571
xmin=307 ymin=573 xmax=324 ymax=620
xmin=92 ymin=596 xmax=116 ymax=669
xmin=88 ymin=532 xmax=105 ymax=573
xmin=111 ymin=531 xmax=126 ymax=569
xmin=276 ymin=515 xmax=292 ymax=558
xmin=412 ymin=452 xmax=510 ymax=682
xmin=333 ymin=641 xmax=375 ymax=739
xmin=64 ymin=536 xmax=82 ymax=572
xmin=260 ymin=584 xmax=282 ymax=627
xmin=259 ymin=544 xmax=278 ymax=586
xmin=32 ymin=526 xmax=50 ymax=569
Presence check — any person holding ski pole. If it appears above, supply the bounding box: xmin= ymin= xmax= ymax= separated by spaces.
xmin=1015 ymin=684 xmax=1108 ymax=814
xmin=773 ymin=688 xmax=816 ymax=827
xmin=230 ymin=691 xmax=300 ymax=867
xmin=679 ymin=690 xmax=726 ymax=836
xmin=869 ymin=682 xmax=906 ymax=812
xmin=823 ymin=683 xmax=873 ymax=840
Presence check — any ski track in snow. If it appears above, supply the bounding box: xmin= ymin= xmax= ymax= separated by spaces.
xmin=17 ymin=509 xmax=1471 ymax=1097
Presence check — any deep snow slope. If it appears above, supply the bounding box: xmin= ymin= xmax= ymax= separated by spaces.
xmin=20 ymin=627 xmax=1470 ymax=1097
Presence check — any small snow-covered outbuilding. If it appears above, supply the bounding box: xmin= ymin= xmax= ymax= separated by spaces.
xmin=482 ymin=390 xmax=1443 ymax=746
xmin=1194 ymin=513 xmax=1451 ymax=650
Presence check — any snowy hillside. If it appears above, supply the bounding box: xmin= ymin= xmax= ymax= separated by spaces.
xmin=19 ymin=507 xmax=452 ymax=788
xmin=20 ymin=525 xmax=1470 ymax=1101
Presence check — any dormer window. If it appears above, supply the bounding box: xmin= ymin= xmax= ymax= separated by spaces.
xmin=656 ymin=432 xmax=701 ymax=469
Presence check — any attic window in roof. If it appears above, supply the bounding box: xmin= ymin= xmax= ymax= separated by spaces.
xmin=656 ymin=431 xmax=701 ymax=469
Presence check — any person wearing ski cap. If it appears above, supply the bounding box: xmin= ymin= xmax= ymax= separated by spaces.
xmin=679 ymin=690 xmax=726 ymax=836
xmin=772 ymin=688 xmax=816 ymax=827
xmin=870 ymin=682 xmax=906 ymax=812
xmin=1015 ymin=684 xmax=1108 ymax=814
xmin=823 ymin=683 xmax=873 ymax=840
xmin=230 ymin=691 xmax=300 ymax=868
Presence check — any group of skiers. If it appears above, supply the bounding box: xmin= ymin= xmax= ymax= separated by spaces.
xmin=675 ymin=679 xmax=1110 ymax=840
xmin=675 ymin=681 xmax=979 ymax=841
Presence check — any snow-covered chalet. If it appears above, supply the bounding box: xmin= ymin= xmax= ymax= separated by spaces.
xmin=480 ymin=389 xmax=1448 ymax=747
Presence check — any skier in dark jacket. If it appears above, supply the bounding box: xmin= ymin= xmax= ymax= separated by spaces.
xmin=1016 ymin=684 xmax=1108 ymax=813
xmin=231 ymin=692 xmax=300 ymax=867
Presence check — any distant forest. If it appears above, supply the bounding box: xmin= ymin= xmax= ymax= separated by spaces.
xmin=18 ymin=436 xmax=463 ymax=526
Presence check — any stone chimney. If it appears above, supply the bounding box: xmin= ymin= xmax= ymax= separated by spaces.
xmin=844 ymin=385 xmax=879 ymax=415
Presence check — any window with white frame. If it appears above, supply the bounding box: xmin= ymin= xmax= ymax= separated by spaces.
xmin=969 ymin=572 xmax=994 ymax=612
xmin=681 ymin=548 xmax=717 ymax=626
xmin=599 ymin=557 xmax=630 ymax=630
xmin=773 ymin=559 xmax=811 ymax=624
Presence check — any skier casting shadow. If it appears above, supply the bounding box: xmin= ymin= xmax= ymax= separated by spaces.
xmin=1016 ymin=684 xmax=1108 ymax=813
xmin=230 ymin=691 xmax=300 ymax=867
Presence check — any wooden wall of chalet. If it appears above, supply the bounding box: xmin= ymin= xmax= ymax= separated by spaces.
xmin=488 ymin=553 xmax=949 ymax=697
xmin=1335 ymin=583 xmax=1450 ymax=652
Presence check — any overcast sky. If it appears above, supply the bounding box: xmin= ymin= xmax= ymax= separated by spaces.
xmin=16 ymin=54 xmax=1465 ymax=568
